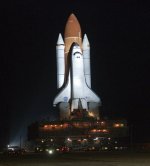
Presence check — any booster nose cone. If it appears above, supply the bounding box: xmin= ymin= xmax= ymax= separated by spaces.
xmin=57 ymin=33 xmax=64 ymax=45
xmin=83 ymin=34 xmax=90 ymax=49
xmin=64 ymin=13 xmax=82 ymax=56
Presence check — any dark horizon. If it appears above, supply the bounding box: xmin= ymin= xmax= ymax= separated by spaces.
xmin=1 ymin=0 xmax=150 ymax=146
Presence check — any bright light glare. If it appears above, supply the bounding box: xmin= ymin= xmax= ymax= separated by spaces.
xmin=67 ymin=138 xmax=72 ymax=142
xmin=48 ymin=150 xmax=53 ymax=154
xmin=74 ymin=78 xmax=81 ymax=87
xmin=93 ymin=137 xmax=99 ymax=140
xmin=88 ymin=112 xmax=94 ymax=117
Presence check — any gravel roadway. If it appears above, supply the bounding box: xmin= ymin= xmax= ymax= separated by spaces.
xmin=0 ymin=151 xmax=150 ymax=166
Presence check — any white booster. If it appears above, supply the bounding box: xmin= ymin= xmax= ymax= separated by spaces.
xmin=56 ymin=33 xmax=65 ymax=89
xmin=82 ymin=34 xmax=91 ymax=88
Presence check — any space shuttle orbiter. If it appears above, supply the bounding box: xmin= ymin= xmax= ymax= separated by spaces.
xmin=53 ymin=14 xmax=101 ymax=120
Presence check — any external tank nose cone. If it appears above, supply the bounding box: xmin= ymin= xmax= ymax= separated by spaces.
xmin=64 ymin=13 xmax=82 ymax=56
xmin=64 ymin=13 xmax=81 ymax=38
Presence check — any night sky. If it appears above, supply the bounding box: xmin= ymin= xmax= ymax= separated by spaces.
xmin=1 ymin=0 xmax=150 ymax=146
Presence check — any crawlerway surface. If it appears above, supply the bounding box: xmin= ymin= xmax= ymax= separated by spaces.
xmin=0 ymin=151 xmax=150 ymax=166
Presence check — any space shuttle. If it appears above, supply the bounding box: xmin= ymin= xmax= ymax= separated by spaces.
xmin=53 ymin=14 xmax=101 ymax=120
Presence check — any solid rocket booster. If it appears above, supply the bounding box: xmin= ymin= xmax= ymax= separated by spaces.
xmin=56 ymin=34 xmax=65 ymax=88
xmin=54 ymin=13 xmax=101 ymax=119
xmin=83 ymin=34 xmax=91 ymax=88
